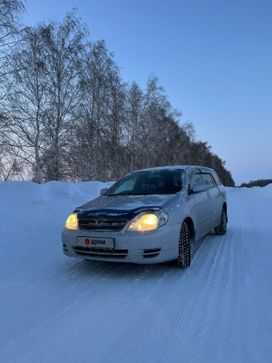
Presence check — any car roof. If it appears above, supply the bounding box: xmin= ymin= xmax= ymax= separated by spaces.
xmin=130 ymin=165 xmax=215 ymax=173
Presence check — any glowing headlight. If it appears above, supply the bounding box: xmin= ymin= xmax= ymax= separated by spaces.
xmin=127 ymin=211 xmax=168 ymax=232
xmin=65 ymin=213 xmax=78 ymax=230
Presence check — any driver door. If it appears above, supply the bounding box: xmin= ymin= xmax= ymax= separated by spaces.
xmin=188 ymin=172 xmax=213 ymax=239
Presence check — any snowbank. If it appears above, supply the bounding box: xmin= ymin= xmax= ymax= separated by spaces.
xmin=0 ymin=180 xmax=112 ymax=242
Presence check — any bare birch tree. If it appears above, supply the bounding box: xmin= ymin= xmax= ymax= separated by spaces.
xmin=40 ymin=14 xmax=87 ymax=181
xmin=0 ymin=0 xmax=24 ymax=77
xmin=69 ymin=40 xmax=126 ymax=181
xmin=5 ymin=26 xmax=48 ymax=182
xmin=0 ymin=0 xmax=24 ymax=180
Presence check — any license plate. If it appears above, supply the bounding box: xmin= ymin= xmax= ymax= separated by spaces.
xmin=78 ymin=237 xmax=114 ymax=249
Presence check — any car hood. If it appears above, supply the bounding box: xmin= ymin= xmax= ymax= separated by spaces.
xmin=77 ymin=193 xmax=180 ymax=213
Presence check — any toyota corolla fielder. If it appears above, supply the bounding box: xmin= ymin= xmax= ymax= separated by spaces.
xmin=62 ymin=165 xmax=228 ymax=268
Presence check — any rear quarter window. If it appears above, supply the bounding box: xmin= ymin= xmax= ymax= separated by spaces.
xmin=212 ymin=172 xmax=222 ymax=185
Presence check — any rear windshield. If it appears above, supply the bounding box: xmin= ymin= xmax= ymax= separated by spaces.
xmin=105 ymin=169 xmax=184 ymax=196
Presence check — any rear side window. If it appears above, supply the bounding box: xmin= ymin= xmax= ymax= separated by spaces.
xmin=201 ymin=173 xmax=217 ymax=188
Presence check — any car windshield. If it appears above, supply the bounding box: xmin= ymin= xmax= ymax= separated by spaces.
xmin=105 ymin=169 xmax=184 ymax=196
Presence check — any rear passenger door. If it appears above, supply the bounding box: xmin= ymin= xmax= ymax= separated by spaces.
xmin=201 ymin=173 xmax=221 ymax=228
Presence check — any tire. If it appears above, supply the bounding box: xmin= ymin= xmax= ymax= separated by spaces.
xmin=214 ymin=208 xmax=227 ymax=235
xmin=176 ymin=221 xmax=192 ymax=268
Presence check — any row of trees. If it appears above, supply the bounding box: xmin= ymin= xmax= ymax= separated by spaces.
xmin=240 ymin=179 xmax=272 ymax=188
xmin=0 ymin=1 xmax=235 ymax=186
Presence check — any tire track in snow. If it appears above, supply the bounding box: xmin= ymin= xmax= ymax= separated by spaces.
xmin=94 ymin=240 xmax=208 ymax=362
xmin=9 ymin=262 xmax=172 ymax=363
xmin=158 ymin=217 xmax=237 ymax=362
xmin=0 ymin=260 xmax=129 ymax=360
xmin=100 ymin=264 xmax=176 ymax=363
xmin=179 ymin=192 xmax=244 ymax=362
xmin=211 ymin=192 xmax=247 ymax=362
xmin=156 ymin=236 xmax=213 ymax=363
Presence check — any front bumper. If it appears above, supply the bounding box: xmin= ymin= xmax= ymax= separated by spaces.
xmin=62 ymin=224 xmax=180 ymax=264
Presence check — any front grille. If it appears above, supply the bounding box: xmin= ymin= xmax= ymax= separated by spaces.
xmin=73 ymin=246 xmax=128 ymax=258
xmin=78 ymin=218 xmax=128 ymax=232
xmin=143 ymin=248 xmax=161 ymax=258
xmin=77 ymin=207 xmax=161 ymax=232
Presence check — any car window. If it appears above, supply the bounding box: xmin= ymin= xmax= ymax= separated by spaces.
xmin=191 ymin=173 xmax=205 ymax=187
xmin=212 ymin=171 xmax=222 ymax=185
xmin=201 ymin=173 xmax=217 ymax=188
xmin=111 ymin=176 xmax=137 ymax=195
xmin=105 ymin=169 xmax=184 ymax=196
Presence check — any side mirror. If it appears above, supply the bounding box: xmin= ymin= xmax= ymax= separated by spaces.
xmin=190 ymin=184 xmax=207 ymax=194
xmin=100 ymin=188 xmax=108 ymax=196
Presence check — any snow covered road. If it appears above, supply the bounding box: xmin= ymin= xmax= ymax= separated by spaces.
xmin=1 ymin=182 xmax=272 ymax=363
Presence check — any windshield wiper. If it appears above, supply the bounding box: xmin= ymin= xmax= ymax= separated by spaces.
xmin=106 ymin=191 xmax=133 ymax=196
xmin=131 ymin=191 xmax=179 ymax=195
xmin=106 ymin=191 xmax=180 ymax=196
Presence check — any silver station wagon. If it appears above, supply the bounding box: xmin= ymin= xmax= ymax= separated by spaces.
xmin=62 ymin=165 xmax=228 ymax=268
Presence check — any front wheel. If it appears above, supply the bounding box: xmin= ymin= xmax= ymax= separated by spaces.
xmin=176 ymin=221 xmax=192 ymax=268
xmin=214 ymin=208 xmax=227 ymax=235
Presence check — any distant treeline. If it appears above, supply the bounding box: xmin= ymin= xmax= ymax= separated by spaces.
xmin=240 ymin=179 xmax=272 ymax=188
xmin=0 ymin=1 xmax=235 ymax=186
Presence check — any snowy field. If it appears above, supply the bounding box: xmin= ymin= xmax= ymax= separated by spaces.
xmin=0 ymin=181 xmax=272 ymax=363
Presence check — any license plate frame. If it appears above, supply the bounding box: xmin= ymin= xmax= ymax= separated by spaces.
xmin=77 ymin=236 xmax=115 ymax=249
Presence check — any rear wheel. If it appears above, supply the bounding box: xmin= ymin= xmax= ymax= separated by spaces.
xmin=176 ymin=221 xmax=192 ymax=268
xmin=215 ymin=208 xmax=227 ymax=235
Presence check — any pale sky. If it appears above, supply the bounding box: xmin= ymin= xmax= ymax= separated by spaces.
xmin=24 ymin=0 xmax=272 ymax=184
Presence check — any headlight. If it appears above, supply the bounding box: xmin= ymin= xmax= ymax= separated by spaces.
xmin=65 ymin=213 xmax=78 ymax=230
xmin=127 ymin=211 xmax=168 ymax=232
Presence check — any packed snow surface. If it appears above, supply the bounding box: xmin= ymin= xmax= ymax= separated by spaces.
xmin=0 ymin=182 xmax=272 ymax=363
